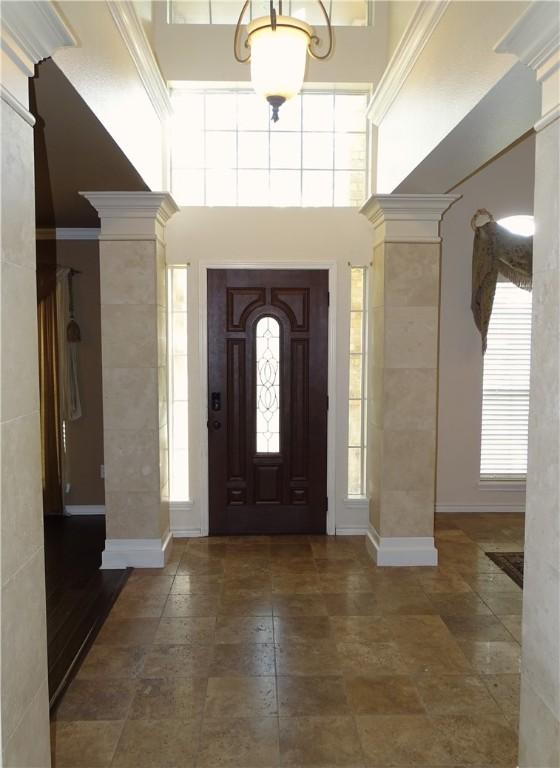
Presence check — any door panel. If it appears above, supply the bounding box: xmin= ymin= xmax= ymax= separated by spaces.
xmin=208 ymin=269 xmax=328 ymax=535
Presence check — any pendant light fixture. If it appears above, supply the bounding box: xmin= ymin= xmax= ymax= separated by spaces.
xmin=234 ymin=1 xmax=333 ymax=122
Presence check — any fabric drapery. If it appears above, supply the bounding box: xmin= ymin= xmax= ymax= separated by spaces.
xmin=471 ymin=219 xmax=533 ymax=352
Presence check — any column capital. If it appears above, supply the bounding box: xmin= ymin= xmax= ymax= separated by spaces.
xmin=359 ymin=193 xmax=460 ymax=245
xmin=80 ymin=191 xmax=180 ymax=241
xmin=495 ymin=1 xmax=560 ymax=120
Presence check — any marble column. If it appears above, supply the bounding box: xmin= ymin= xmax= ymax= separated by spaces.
xmin=359 ymin=194 xmax=459 ymax=566
xmin=1 ymin=3 xmax=75 ymax=765
xmin=81 ymin=192 xmax=178 ymax=568
xmin=496 ymin=4 xmax=560 ymax=764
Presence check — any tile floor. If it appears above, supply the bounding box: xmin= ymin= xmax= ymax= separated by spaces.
xmin=51 ymin=513 xmax=524 ymax=767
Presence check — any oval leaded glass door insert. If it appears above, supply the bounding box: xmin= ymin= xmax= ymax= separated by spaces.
xmin=256 ymin=316 xmax=281 ymax=453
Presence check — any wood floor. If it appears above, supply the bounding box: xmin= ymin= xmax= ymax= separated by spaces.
xmin=44 ymin=514 xmax=130 ymax=708
xmin=50 ymin=513 xmax=524 ymax=767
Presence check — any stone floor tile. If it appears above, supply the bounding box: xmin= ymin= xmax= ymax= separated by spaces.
xmin=215 ymin=616 xmax=274 ymax=643
xmin=336 ymin=641 xmax=410 ymax=677
xmin=50 ymin=720 xmax=124 ymax=767
xmin=415 ymin=674 xmax=500 ymax=715
xmin=498 ymin=614 xmax=523 ymax=643
xmin=77 ymin=646 xmax=147 ymax=680
xmin=276 ymin=637 xmax=342 ymax=676
xmin=427 ymin=592 xmax=493 ymax=617
xmin=278 ymin=676 xmax=350 ymax=716
xmin=344 ymin=675 xmax=425 ymax=715
xmin=273 ymin=615 xmax=333 ymax=642
xmin=153 ymin=616 xmax=216 ymax=645
xmin=482 ymin=674 xmax=521 ymax=716
xmin=197 ymin=716 xmax=279 ymax=767
xmin=204 ymin=675 xmax=277 ymax=717
xmin=219 ymin=590 xmax=274 ymax=616
xmin=209 ymin=642 xmax=276 ymax=676
xmin=95 ymin=618 xmax=160 ymax=647
xmin=272 ymin=594 xmax=328 ymax=616
xmin=53 ymin=679 xmax=137 ymax=721
xmin=330 ymin=616 xmax=392 ymax=644
xmin=111 ymin=718 xmax=199 ymax=767
xmin=433 ymin=714 xmax=518 ymax=766
xmin=442 ymin=614 xmax=515 ymax=642
xmin=457 ymin=640 xmax=521 ymax=675
xmin=110 ymin=592 xmax=168 ymax=619
xmin=128 ymin=678 xmax=207 ymax=720
xmin=163 ymin=592 xmax=220 ymax=617
xmin=356 ymin=714 xmax=454 ymax=766
xmin=141 ymin=644 xmax=212 ymax=678
xmin=279 ymin=715 xmax=364 ymax=767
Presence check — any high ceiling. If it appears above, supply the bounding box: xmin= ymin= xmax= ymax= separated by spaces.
xmin=32 ymin=58 xmax=148 ymax=229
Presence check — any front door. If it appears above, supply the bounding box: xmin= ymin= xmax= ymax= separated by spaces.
xmin=207 ymin=269 xmax=329 ymax=535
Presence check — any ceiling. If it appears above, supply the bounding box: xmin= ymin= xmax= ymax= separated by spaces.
xmin=32 ymin=58 xmax=148 ymax=229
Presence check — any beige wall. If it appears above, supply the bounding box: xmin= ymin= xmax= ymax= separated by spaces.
xmin=1 ymin=100 xmax=51 ymax=767
xmin=437 ymin=133 xmax=535 ymax=513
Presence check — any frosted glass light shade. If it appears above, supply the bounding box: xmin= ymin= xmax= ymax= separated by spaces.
xmin=248 ymin=16 xmax=312 ymax=103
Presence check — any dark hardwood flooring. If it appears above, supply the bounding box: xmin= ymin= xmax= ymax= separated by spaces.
xmin=44 ymin=514 xmax=130 ymax=709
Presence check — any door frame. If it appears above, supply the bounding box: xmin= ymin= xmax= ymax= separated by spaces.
xmin=198 ymin=260 xmax=338 ymax=536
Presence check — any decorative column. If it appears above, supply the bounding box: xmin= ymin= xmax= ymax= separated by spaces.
xmin=359 ymin=194 xmax=459 ymax=566
xmin=81 ymin=192 xmax=179 ymax=568
xmin=496 ymin=5 xmax=560 ymax=765
xmin=1 ymin=3 xmax=75 ymax=766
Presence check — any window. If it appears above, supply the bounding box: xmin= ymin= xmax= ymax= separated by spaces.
xmin=171 ymin=88 xmax=368 ymax=207
xmin=168 ymin=266 xmax=190 ymax=500
xmin=256 ymin=316 xmax=281 ymax=453
xmin=348 ymin=266 xmax=368 ymax=496
xmin=480 ymin=281 xmax=532 ymax=480
xmin=169 ymin=1 xmax=370 ymax=26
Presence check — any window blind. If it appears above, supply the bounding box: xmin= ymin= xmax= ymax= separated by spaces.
xmin=480 ymin=281 xmax=532 ymax=479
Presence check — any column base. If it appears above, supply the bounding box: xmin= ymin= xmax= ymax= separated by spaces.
xmin=366 ymin=525 xmax=438 ymax=566
xmin=100 ymin=531 xmax=172 ymax=569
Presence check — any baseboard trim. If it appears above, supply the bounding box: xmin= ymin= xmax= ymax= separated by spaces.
xmin=100 ymin=530 xmax=172 ymax=569
xmin=172 ymin=528 xmax=203 ymax=538
xmin=365 ymin=525 xmax=438 ymax=567
xmin=335 ymin=526 xmax=368 ymax=536
xmin=436 ymin=503 xmax=525 ymax=514
xmin=64 ymin=505 xmax=106 ymax=516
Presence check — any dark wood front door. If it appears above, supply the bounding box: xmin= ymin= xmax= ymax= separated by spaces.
xmin=207 ymin=269 xmax=329 ymax=535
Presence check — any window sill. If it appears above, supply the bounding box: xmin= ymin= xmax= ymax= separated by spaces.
xmin=345 ymin=496 xmax=369 ymax=505
xmin=479 ymin=480 xmax=526 ymax=492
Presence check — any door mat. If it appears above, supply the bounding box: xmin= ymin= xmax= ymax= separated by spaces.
xmin=485 ymin=551 xmax=524 ymax=588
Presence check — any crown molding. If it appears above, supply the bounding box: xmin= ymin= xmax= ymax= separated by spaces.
xmin=0 ymin=0 xmax=76 ymax=77
xmin=36 ymin=227 xmax=100 ymax=241
xmin=360 ymin=193 xmax=461 ymax=245
xmin=1 ymin=84 xmax=35 ymax=126
xmin=366 ymin=0 xmax=450 ymax=126
xmin=106 ymin=0 xmax=172 ymax=121
xmin=495 ymin=1 xmax=560 ymax=81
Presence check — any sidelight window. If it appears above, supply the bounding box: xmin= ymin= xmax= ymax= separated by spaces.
xmin=348 ymin=266 xmax=368 ymax=496
xmin=256 ymin=316 xmax=281 ymax=453
xmin=168 ymin=266 xmax=190 ymax=500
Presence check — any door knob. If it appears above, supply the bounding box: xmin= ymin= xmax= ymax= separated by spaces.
xmin=211 ymin=420 xmax=221 ymax=430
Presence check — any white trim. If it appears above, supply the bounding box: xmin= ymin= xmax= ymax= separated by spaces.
xmin=494 ymin=1 xmax=560 ymax=79
xmin=64 ymin=505 xmax=105 ymax=516
xmin=198 ymin=261 xmax=338 ymax=537
xmin=479 ymin=480 xmax=526 ymax=492
xmin=366 ymin=0 xmax=450 ymax=126
xmin=36 ymin=227 xmax=100 ymax=241
xmin=0 ymin=0 xmax=76 ymax=77
xmin=170 ymin=501 xmax=201 ymax=537
xmin=336 ymin=527 xmax=368 ymax=536
xmin=365 ymin=525 xmax=438 ymax=567
xmin=106 ymin=0 xmax=172 ymax=122
xmin=0 ymin=84 xmax=35 ymax=126
xmin=360 ymin=193 xmax=461 ymax=245
xmin=436 ymin=503 xmax=525 ymax=514
xmin=100 ymin=530 xmax=172 ymax=569
xmin=535 ymin=104 xmax=560 ymax=134
xmin=80 ymin=191 xmax=179 ymax=241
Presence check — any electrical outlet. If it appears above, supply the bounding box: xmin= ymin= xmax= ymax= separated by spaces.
xmin=100 ymin=464 xmax=105 ymax=479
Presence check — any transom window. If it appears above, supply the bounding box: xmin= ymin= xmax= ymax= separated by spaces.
xmin=170 ymin=88 xmax=368 ymax=207
xmin=169 ymin=1 xmax=370 ymax=26
xmin=256 ymin=316 xmax=281 ymax=453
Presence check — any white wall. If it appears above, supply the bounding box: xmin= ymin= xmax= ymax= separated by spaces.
xmin=53 ymin=0 xmax=164 ymax=189
xmin=377 ymin=0 xmax=530 ymax=192
xmin=437 ymin=132 xmax=535 ymax=513
xmin=165 ymin=207 xmax=373 ymax=535
xmin=152 ymin=1 xmax=388 ymax=87
xmin=386 ymin=0 xmax=418 ymax=57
